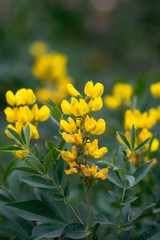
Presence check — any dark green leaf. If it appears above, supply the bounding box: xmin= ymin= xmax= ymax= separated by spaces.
xmin=107 ymin=168 xmax=123 ymax=188
xmin=21 ymin=176 xmax=55 ymax=189
xmin=77 ymin=202 xmax=88 ymax=227
xmin=108 ymin=191 xmax=120 ymax=204
xmin=62 ymin=223 xmax=90 ymax=239
xmin=21 ymin=127 xmax=26 ymax=144
xmin=64 ymin=181 xmax=70 ymax=197
xmin=58 ymin=139 xmax=66 ymax=151
xmin=128 ymin=203 xmax=155 ymax=222
xmin=24 ymin=125 xmax=30 ymax=146
xmin=12 ymin=167 xmax=39 ymax=174
xmin=123 ymin=197 xmax=138 ymax=206
xmin=34 ymin=144 xmax=39 ymax=158
xmin=134 ymin=137 xmax=151 ymax=152
xmin=94 ymin=215 xmax=117 ymax=227
xmin=114 ymin=168 xmax=126 ymax=175
xmin=125 ymin=175 xmax=135 ymax=188
xmin=6 ymin=200 xmax=64 ymax=223
xmin=46 ymin=141 xmax=56 ymax=151
xmin=116 ymin=147 xmax=125 ymax=169
xmin=3 ymin=158 xmax=16 ymax=184
xmin=32 ymin=223 xmax=65 ymax=240
xmin=116 ymin=131 xmax=131 ymax=150
xmin=6 ymin=127 xmax=21 ymax=144
xmin=44 ymin=148 xmax=55 ymax=173
xmin=130 ymin=124 xmax=136 ymax=151
xmin=49 ymin=98 xmax=62 ymax=120
xmin=25 ymin=157 xmax=44 ymax=173
xmin=133 ymin=161 xmax=153 ymax=186
xmin=0 ymin=145 xmax=23 ymax=152
xmin=97 ymin=160 xmax=115 ymax=168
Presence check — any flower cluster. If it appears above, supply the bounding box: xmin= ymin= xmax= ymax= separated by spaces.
xmin=104 ymin=82 xmax=133 ymax=109
xmin=150 ymin=82 xmax=160 ymax=98
xmin=60 ymin=81 xmax=108 ymax=182
xmin=30 ymin=41 xmax=73 ymax=105
xmin=4 ymin=88 xmax=50 ymax=158
xmin=118 ymin=108 xmax=159 ymax=166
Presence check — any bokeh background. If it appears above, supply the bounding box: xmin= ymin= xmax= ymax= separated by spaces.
xmin=1 ymin=1 xmax=160 ymax=239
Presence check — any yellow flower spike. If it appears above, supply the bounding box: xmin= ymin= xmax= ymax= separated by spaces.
xmin=61 ymin=100 xmax=73 ymax=115
xmin=38 ymin=105 xmax=50 ymax=122
xmin=84 ymin=81 xmax=104 ymax=98
xmin=4 ymin=107 xmax=18 ymax=123
xmin=104 ymin=95 xmax=121 ymax=110
xmin=60 ymin=117 xmax=77 ymax=133
xmin=95 ymin=168 xmax=108 ymax=180
xmin=150 ymin=139 xmax=159 ymax=152
xmin=62 ymin=132 xmax=75 ymax=143
xmin=73 ymin=129 xmax=83 ymax=146
xmin=12 ymin=146 xmax=29 ymax=159
xmin=84 ymin=116 xmax=106 ymax=135
xmin=88 ymin=97 xmax=103 ymax=111
xmin=73 ymin=99 xmax=88 ymax=117
xmin=15 ymin=88 xmax=28 ymax=106
xmin=149 ymin=108 xmax=159 ymax=121
xmin=6 ymin=91 xmax=16 ymax=106
xmin=112 ymin=83 xmax=133 ymax=103
xmin=150 ymin=82 xmax=160 ymax=98
xmin=26 ymin=89 xmax=36 ymax=105
xmin=67 ymin=83 xmax=81 ymax=98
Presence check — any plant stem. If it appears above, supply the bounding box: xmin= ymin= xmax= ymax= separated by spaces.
xmin=84 ymin=183 xmax=92 ymax=240
xmin=116 ymin=175 xmax=126 ymax=240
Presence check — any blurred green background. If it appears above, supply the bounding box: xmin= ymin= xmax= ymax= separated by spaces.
xmin=1 ymin=1 xmax=160 ymax=239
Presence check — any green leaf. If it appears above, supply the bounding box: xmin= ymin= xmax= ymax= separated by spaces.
xmin=125 ymin=175 xmax=135 ymax=188
xmin=3 ymin=158 xmax=16 ymax=184
xmin=25 ymin=157 xmax=44 ymax=173
xmin=107 ymin=168 xmax=123 ymax=188
xmin=128 ymin=203 xmax=155 ymax=222
xmin=77 ymin=202 xmax=88 ymax=227
xmin=32 ymin=223 xmax=65 ymax=240
xmin=114 ymin=168 xmax=126 ymax=175
xmin=123 ymin=197 xmax=138 ymax=206
xmin=94 ymin=215 xmax=117 ymax=227
xmin=64 ymin=181 xmax=70 ymax=197
xmin=12 ymin=167 xmax=39 ymax=174
xmin=116 ymin=131 xmax=131 ymax=150
xmin=21 ymin=176 xmax=55 ymax=189
xmin=34 ymin=144 xmax=39 ymax=158
xmin=6 ymin=127 xmax=21 ymax=144
xmin=133 ymin=161 xmax=153 ymax=186
xmin=130 ymin=124 xmax=136 ymax=151
xmin=49 ymin=98 xmax=62 ymax=120
xmin=21 ymin=127 xmax=26 ymax=144
xmin=108 ymin=191 xmax=120 ymax=204
xmin=97 ymin=160 xmax=115 ymax=168
xmin=116 ymin=147 xmax=125 ymax=169
xmin=24 ymin=125 xmax=30 ymax=146
xmin=134 ymin=137 xmax=151 ymax=152
xmin=46 ymin=141 xmax=56 ymax=151
xmin=62 ymin=223 xmax=90 ymax=239
xmin=44 ymin=148 xmax=55 ymax=173
xmin=0 ymin=145 xmax=23 ymax=152
xmin=6 ymin=200 xmax=64 ymax=223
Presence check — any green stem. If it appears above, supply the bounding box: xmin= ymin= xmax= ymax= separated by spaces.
xmin=84 ymin=183 xmax=92 ymax=240
xmin=116 ymin=175 xmax=126 ymax=240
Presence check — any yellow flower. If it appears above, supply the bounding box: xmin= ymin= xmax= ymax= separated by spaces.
xmin=150 ymin=139 xmax=159 ymax=152
xmin=88 ymin=97 xmax=103 ymax=111
xmin=67 ymin=83 xmax=81 ymax=98
xmin=4 ymin=107 xmax=18 ymax=123
xmin=65 ymin=161 xmax=79 ymax=175
xmin=6 ymin=91 xmax=16 ymax=106
xmin=84 ymin=81 xmax=104 ymax=98
xmin=5 ymin=124 xmax=18 ymax=139
xmin=85 ymin=139 xmax=108 ymax=159
xmin=60 ymin=117 xmax=77 ymax=133
xmin=84 ymin=115 xmax=106 ymax=135
xmin=112 ymin=83 xmax=133 ymax=103
xmin=104 ymin=95 xmax=121 ymax=110
xmin=73 ymin=130 xmax=83 ymax=146
xmin=61 ymin=146 xmax=77 ymax=162
xmin=72 ymin=99 xmax=88 ymax=117
xmin=95 ymin=168 xmax=108 ymax=180
xmin=29 ymin=41 xmax=48 ymax=57
xmin=150 ymin=82 xmax=160 ymax=98
xmin=62 ymin=132 xmax=75 ymax=143
xmin=12 ymin=146 xmax=29 ymax=159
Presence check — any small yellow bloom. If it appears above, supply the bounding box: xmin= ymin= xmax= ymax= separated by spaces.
xmin=65 ymin=161 xmax=79 ymax=175
xmin=72 ymin=99 xmax=88 ymax=117
xmin=6 ymin=91 xmax=16 ymax=106
xmin=112 ymin=83 xmax=133 ymax=103
xmin=12 ymin=146 xmax=29 ymax=159
xmin=85 ymin=139 xmax=108 ymax=159
xmin=84 ymin=81 xmax=104 ymax=98
xmin=81 ymin=164 xmax=98 ymax=177
xmin=104 ymin=95 xmax=121 ymax=110
xmin=4 ymin=107 xmax=18 ymax=123
xmin=61 ymin=100 xmax=73 ymax=115
xmin=61 ymin=146 xmax=77 ymax=162
xmin=95 ymin=168 xmax=108 ymax=180
xmin=29 ymin=41 xmax=48 ymax=57
xmin=150 ymin=139 xmax=159 ymax=152
xmin=150 ymin=82 xmax=160 ymax=98
xmin=84 ymin=115 xmax=106 ymax=135
xmin=60 ymin=117 xmax=77 ymax=133
xmin=88 ymin=97 xmax=103 ymax=111
xmin=62 ymin=132 xmax=75 ymax=143
xmin=73 ymin=130 xmax=83 ymax=146
xmin=38 ymin=105 xmax=50 ymax=122
xmin=67 ymin=83 xmax=81 ymax=98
